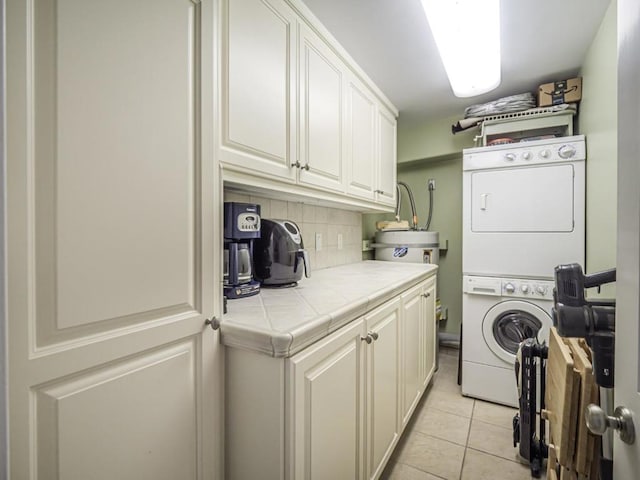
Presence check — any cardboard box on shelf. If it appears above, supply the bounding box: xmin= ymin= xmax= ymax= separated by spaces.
xmin=538 ymin=77 xmax=582 ymax=106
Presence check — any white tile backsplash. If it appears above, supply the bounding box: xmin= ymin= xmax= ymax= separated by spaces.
xmin=270 ymin=199 xmax=288 ymax=219
xmin=302 ymin=204 xmax=316 ymax=223
xmin=224 ymin=192 xmax=362 ymax=270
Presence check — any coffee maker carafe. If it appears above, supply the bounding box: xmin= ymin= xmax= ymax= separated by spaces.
xmin=224 ymin=202 xmax=261 ymax=299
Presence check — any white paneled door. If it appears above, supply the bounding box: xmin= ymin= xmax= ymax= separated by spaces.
xmin=615 ymin=0 xmax=640 ymax=477
xmin=6 ymin=0 xmax=221 ymax=478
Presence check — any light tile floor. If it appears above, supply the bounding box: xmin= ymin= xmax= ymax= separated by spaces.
xmin=382 ymin=347 xmax=546 ymax=480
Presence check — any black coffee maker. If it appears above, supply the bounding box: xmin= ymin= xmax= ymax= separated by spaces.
xmin=224 ymin=202 xmax=261 ymax=299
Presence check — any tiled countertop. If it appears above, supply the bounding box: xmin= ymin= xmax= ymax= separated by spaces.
xmin=220 ymin=260 xmax=438 ymax=357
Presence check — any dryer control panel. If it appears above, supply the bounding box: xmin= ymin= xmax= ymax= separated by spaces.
xmin=463 ymin=134 xmax=586 ymax=171
xmin=501 ymin=278 xmax=555 ymax=301
xmin=463 ymin=275 xmax=555 ymax=301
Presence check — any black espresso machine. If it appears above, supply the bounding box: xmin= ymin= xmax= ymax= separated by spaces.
xmin=224 ymin=202 xmax=261 ymax=299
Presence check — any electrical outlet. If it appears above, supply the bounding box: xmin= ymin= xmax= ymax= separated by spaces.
xmin=362 ymin=239 xmax=371 ymax=251
xmin=337 ymin=233 xmax=343 ymax=250
xmin=315 ymin=233 xmax=322 ymax=251
xmin=428 ymin=178 xmax=436 ymax=190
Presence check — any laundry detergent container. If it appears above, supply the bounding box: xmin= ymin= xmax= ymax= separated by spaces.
xmin=373 ymin=230 xmax=440 ymax=265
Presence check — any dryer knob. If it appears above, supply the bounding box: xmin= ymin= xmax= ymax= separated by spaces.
xmin=504 ymin=153 xmax=516 ymax=161
xmin=558 ymin=144 xmax=577 ymax=159
xmin=504 ymin=283 xmax=516 ymax=294
xmin=537 ymin=285 xmax=547 ymax=295
xmin=522 ymin=151 xmax=532 ymax=160
xmin=540 ymin=149 xmax=551 ymax=159
xmin=521 ymin=284 xmax=530 ymax=294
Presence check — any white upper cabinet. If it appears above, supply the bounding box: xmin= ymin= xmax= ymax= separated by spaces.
xmin=219 ymin=0 xmax=398 ymax=211
xmin=345 ymin=74 xmax=377 ymax=201
xmin=377 ymin=107 xmax=398 ymax=207
xmin=298 ymin=22 xmax=346 ymax=193
xmin=221 ymin=0 xmax=297 ymax=182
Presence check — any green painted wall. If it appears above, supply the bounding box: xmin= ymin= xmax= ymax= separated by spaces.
xmin=398 ymin=114 xmax=476 ymax=164
xmin=363 ymin=156 xmax=464 ymax=335
xmin=579 ymin=0 xmax=617 ymax=298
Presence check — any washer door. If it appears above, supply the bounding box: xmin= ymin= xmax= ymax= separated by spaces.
xmin=482 ymin=300 xmax=551 ymax=363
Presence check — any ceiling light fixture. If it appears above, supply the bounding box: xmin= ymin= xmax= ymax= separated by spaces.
xmin=421 ymin=0 xmax=501 ymax=98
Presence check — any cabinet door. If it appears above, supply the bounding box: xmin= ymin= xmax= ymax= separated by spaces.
xmin=421 ymin=279 xmax=437 ymax=390
xmin=221 ymin=0 xmax=297 ymax=182
xmin=364 ymin=298 xmax=401 ymax=480
xmin=377 ymin=108 xmax=397 ymax=207
xmin=288 ymin=318 xmax=366 ymax=480
xmin=298 ymin=22 xmax=345 ymax=193
xmin=6 ymin=0 xmax=221 ymax=478
xmin=345 ymin=74 xmax=377 ymax=200
xmin=400 ymin=284 xmax=424 ymax=428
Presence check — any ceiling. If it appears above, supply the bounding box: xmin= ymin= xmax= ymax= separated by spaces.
xmin=300 ymin=0 xmax=612 ymax=126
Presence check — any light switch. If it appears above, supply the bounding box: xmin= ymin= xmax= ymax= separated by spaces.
xmin=337 ymin=233 xmax=343 ymax=250
xmin=315 ymin=233 xmax=322 ymax=251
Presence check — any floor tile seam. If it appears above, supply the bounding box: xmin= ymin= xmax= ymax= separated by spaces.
xmin=465 ymin=445 xmax=527 ymax=466
xmin=425 ymin=404 xmax=473 ymax=419
xmin=470 ymin=416 xmax=515 ymax=431
xmin=392 ymin=461 xmax=448 ymax=480
xmin=465 ymin=399 xmax=475 ymax=449
xmin=459 ymin=404 xmax=474 ymax=480
xmin=409 ymin=425 xmax=469 ymax=448
xmin=403 ymin=429 xmax=467 ymax=450
xmin=458 ymin=447 xmax=469 ymax=480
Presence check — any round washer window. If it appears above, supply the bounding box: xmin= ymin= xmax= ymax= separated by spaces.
xmin=482 ymin=300 xmax=552 ymax=364
xmin=492 ymin=310 xmax=542 ymax=355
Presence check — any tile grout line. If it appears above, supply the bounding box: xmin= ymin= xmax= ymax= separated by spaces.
xmin=465 ymin=445 xmax=530 ymax=466
xmin=394 ymin=461 xmax=449 ymax=480
xmin=458 ymin=399 xmax=476 ymax=480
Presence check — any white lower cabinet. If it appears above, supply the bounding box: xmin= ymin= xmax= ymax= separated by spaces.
xmin=225 ymin=277 xmax=436 ymax=480
xmin=400 ymin=278 xmax=437 ymax=429
xmin=422 ymin=279 xmax=437 ymax=391
xmin=288 ymin=318 xmax=366 ymax=480
xmin=363 ymin=299 xmax=401 ymax=480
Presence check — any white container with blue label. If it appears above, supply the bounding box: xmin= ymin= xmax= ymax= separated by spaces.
xmin=373 ymin=230 xmax=440 ymax=265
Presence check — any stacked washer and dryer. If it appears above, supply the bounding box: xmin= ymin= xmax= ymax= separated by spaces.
xmin=461 ymin=135 xmax=586 ymax=407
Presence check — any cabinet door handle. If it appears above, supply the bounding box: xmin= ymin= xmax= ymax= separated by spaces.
xmin=302 ymin=163 xmax=310 ymax=171
xmin=368 ymin=331 xmax=379 ymax=341
xmin=422 ymin=292 xmax=431 ymax=298
xmin=361 ymin=334 xmax=373 ymax=344
xmin=205 ymin=317 xmax=220 ymax=330
xmin=291 ymin=161 xmax=301 ymax=169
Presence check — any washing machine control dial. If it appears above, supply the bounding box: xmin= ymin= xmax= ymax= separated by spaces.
xmin=539 ymin=149 xmax=551 ymax=159
xmin=536 ymin=285 xmax=548 ymax=295
xmin=522 ymin=151 xmax=532 ymax=160
xmin=504 ymin=283 xmax=516 ymax=294
xmin=521 ymin=284 xmax=530 ymax=294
